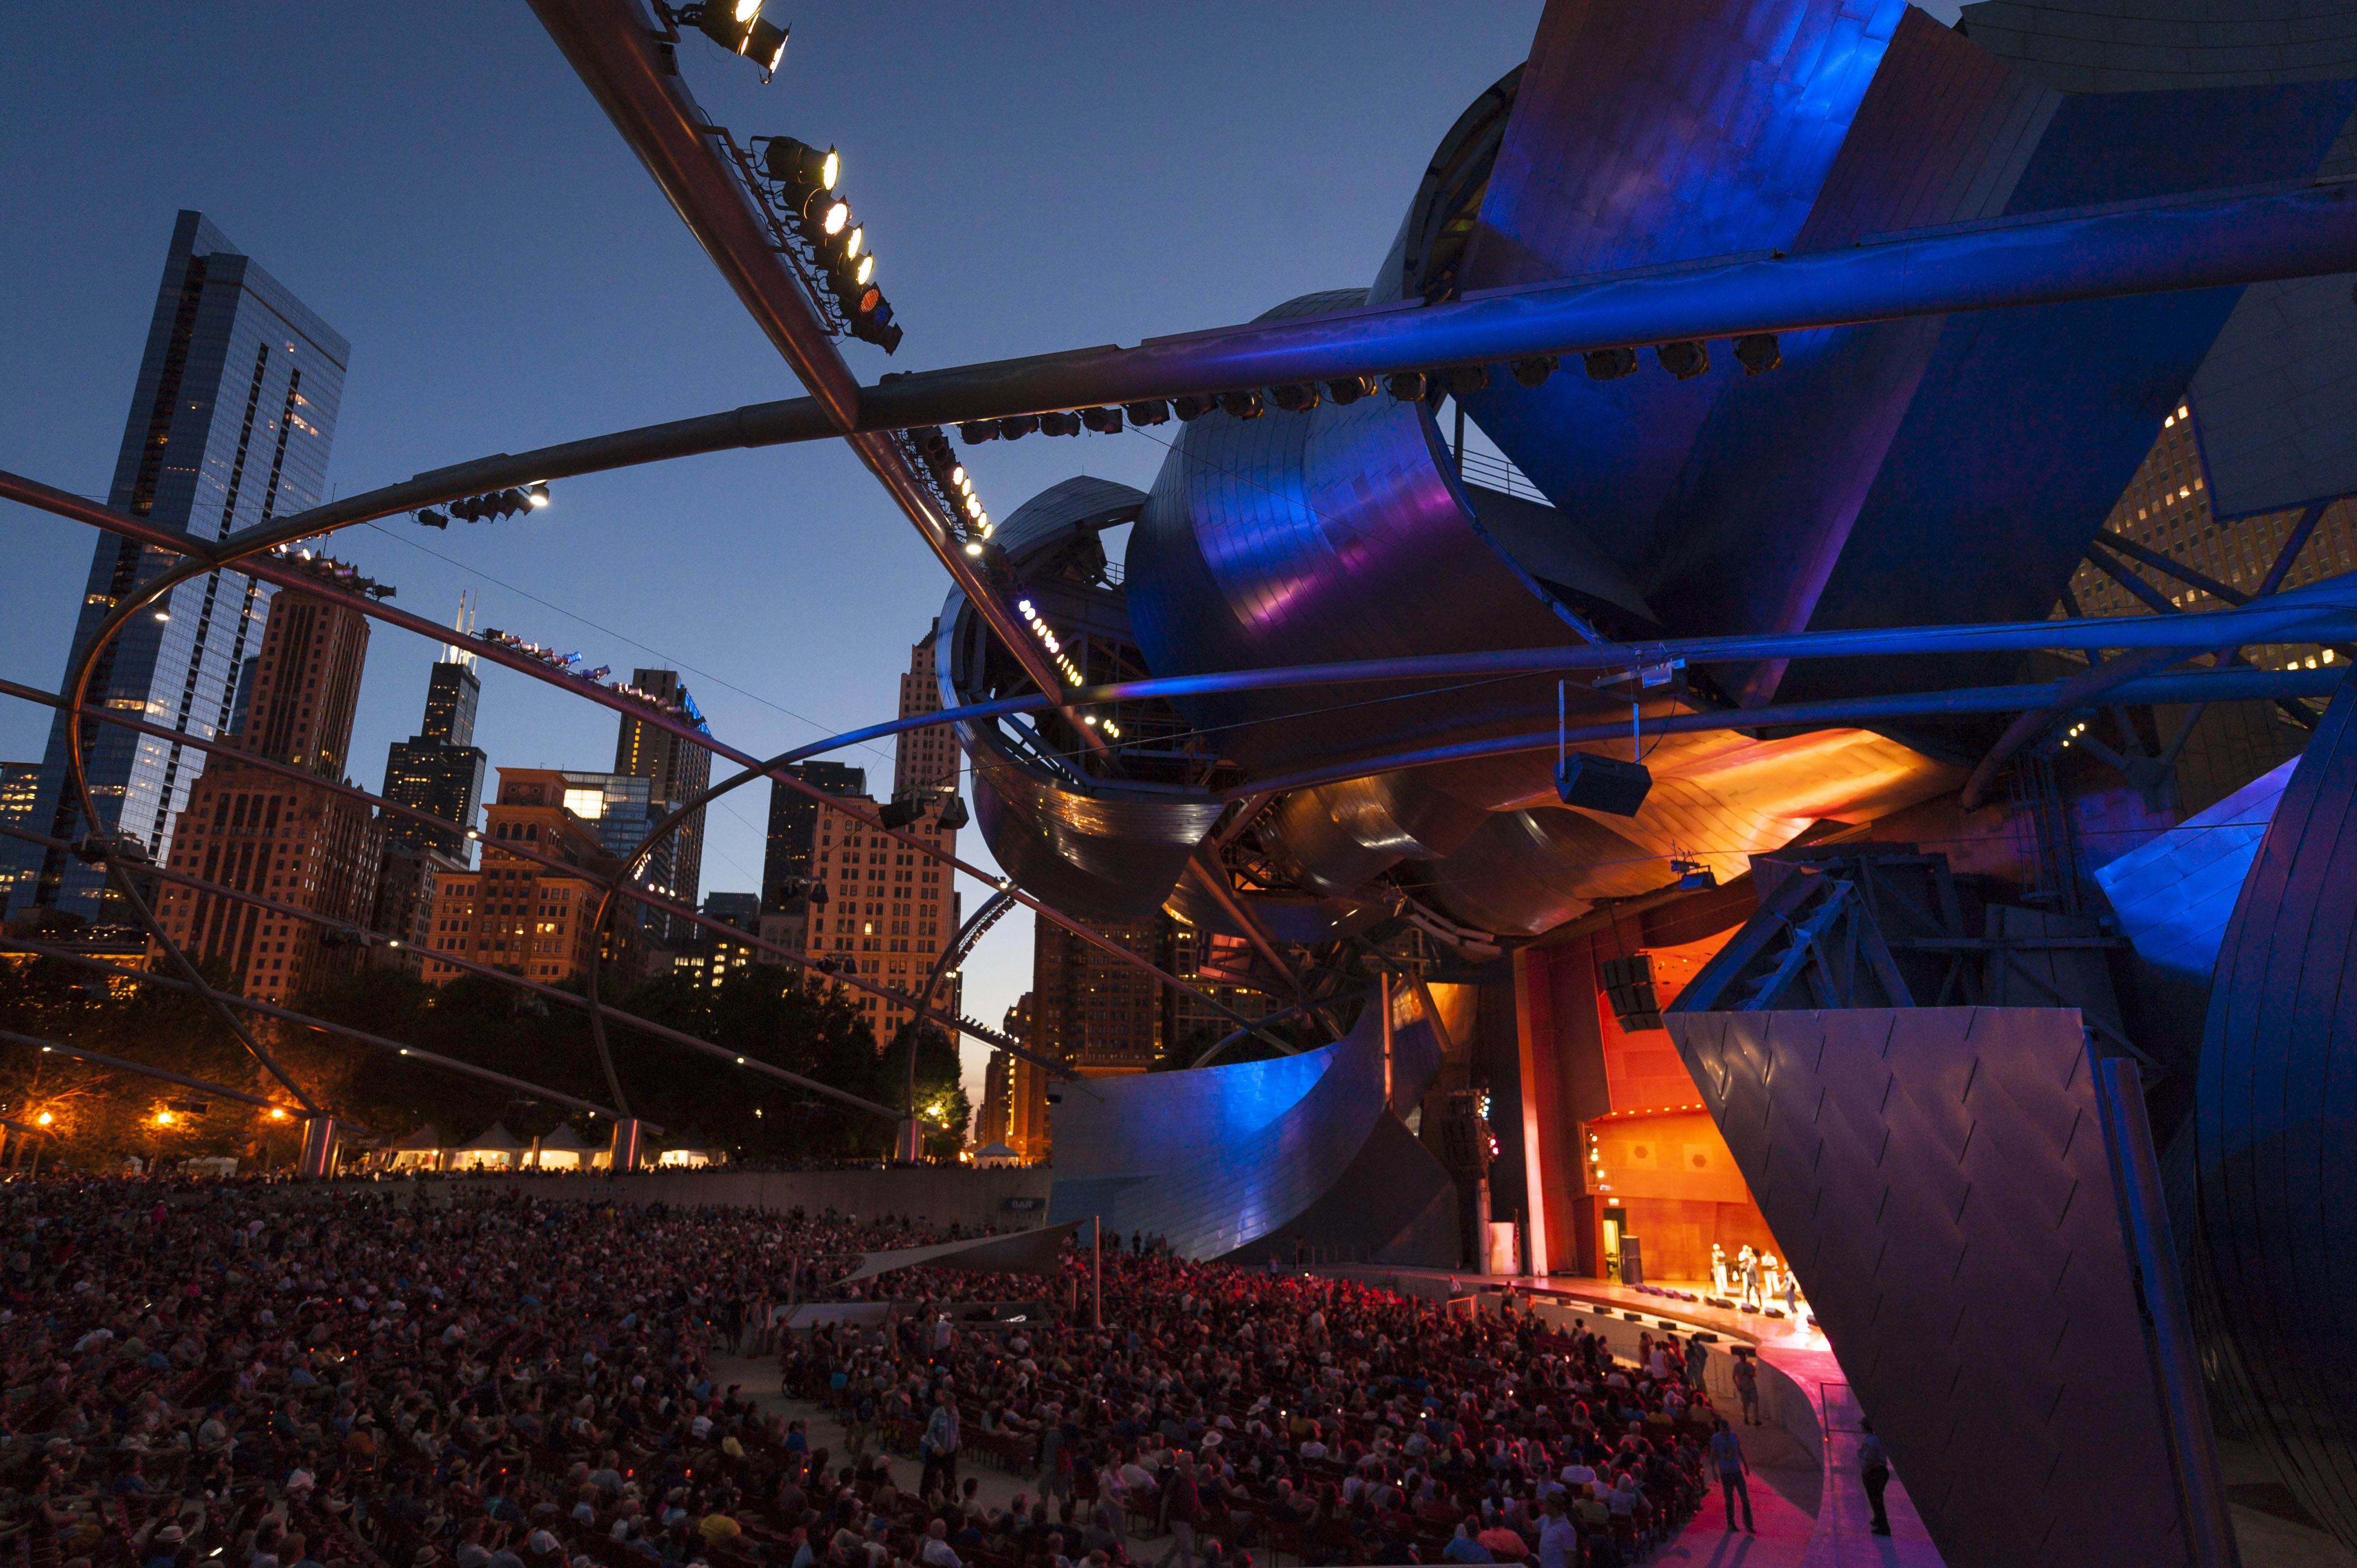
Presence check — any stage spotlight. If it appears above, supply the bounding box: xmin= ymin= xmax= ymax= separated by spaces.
xmin=1124 ymin=400 xmax=1171 ymax=426
xmin=1219 ymin=389 xmax=1265 ymax=419
xmin=964 ymin=540 xmax=984 ymax=556
xmin=959 ymin=421 xmax=1000 ymax=443
xmin=697 ymin=0 xmax=763 ymax=51
xmin=1510 ymin=357 xmax=1558 ymax=388
xmin=1655 ymin=341 xmax=1710 ymax=380
xmin=417 ymin=509 xmax=449 ymax=530
xmin=1326 ymin=375 xmax=1378 ymax=405
xmin=1734 ymin=333 xmax=1782 ymax=375
xmin=998 ymin=415 xmax=1040 ymax=440
xmin=1173 ymin=394 xmax=1217 ymax=422
xmin=820 ymin=200 xmax=849 ymax=238
xmin=1385 ymin=372 xmax=1427 ymax=401
xmin=1670 ymin=858 xmax=1718 ymax=890
xmin=1039 ymin=411 xmax=1082 ymax=437
xmin=1080 ymin=406 xmax=1124 ymax=434
xmin=526 ymin=483 xmax=551 ymax=508
xmin=742 ymin=16 xmax=788 ymax=75
xmin=1442 ymin=364 xmax=1490 ymax=396
xmin=1269 ymin=383 xmax=1321 ymax=414
xmin=1583 ymin=347 xmax=1638 ymax=380
xmin=1554 ymin=752 xmax=1653 ymax=817
xmin=763 ymin=137 xmax=837 ymax=197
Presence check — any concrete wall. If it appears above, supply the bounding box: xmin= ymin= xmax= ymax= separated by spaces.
xmin=369 ymin=1167 xmax=1056 ymax=1230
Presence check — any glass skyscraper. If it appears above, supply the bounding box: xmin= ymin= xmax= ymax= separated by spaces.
xmin=6 ymin=212 xmax=347 ymax=927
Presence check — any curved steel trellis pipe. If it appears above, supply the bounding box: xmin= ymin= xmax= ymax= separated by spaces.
xmin=0 ymin=817 xmax=894 ymax=1126
xmin=1 ymin=473 xmax=1267 ymax=1063
xmin=0 ymin=1028 xmax=285 ymax=1112
xmin=0 ymin=937 xmax=633 ymax=1125
xmin=0 ymin=688 xmax=915 ymax=1126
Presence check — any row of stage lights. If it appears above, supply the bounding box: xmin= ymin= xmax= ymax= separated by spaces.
xmin=756 ymin=136 xmax=902 ymax=353
xmin=1015 ymin=596 xmax=1123 ymax=737
xmin=953 ymin=333 xmax=1784 ymax=446
xmin=684 ymin=0 xmax=789 ymax=78
xmin=415 ymin=483 xmax=549 ymax=529
xmin=902 ymin=426 xmax=993 ymax=557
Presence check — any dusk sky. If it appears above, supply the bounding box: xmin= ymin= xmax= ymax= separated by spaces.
xmin=0 ymin=2 xmax=1961 ymax=1105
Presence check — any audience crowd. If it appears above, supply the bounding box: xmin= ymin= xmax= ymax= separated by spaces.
xmin=0 ymin=1182 xmax=1721 ymax=1568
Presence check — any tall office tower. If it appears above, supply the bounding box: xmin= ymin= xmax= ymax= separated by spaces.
xmin=613 ymin=670 xmax=712 ymax=940
xmin=9 ymin=212 xmax=347 ymax=927
xmin=976 ymin=1049 xmax=1012 ymax=1149
xmin=789 ymin=780 xmax=962 ymax=1045
xmin=1030 ymin=914 xmax=1164 ymax=1077
xmin=674 ymin=891 xmax=761 ymax=992
xmin=1003 ymin=994 xmax=1049 ymax=1164
xmin=148 ymin=556 xmax=384 ymax=1003
xmin=2061 ymin=401 xmax=2355 ymax=808
xmin=892 ymin=622 xmax=957 ymax=801
xmin=0 ymin=763 xmax=40 ymax=919
xmin=761 ymin=761 xmax=867 ymax=911
xmin=381 ymin=657 xmax=488 ymax=859
xmin=419 ymin=767 xmax=635 ymax=986
xmin=1161 ymin=919 xmax=1282 ymax=1058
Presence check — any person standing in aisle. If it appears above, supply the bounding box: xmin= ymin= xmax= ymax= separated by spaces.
xmin=1732 ymin=1353 xmax=1761 ymax=1426
xmin=1708 ymin=1419 xmax=1754 ymax=1534
xmin=1858 ymin=1421 xmax=1892 ymax=1536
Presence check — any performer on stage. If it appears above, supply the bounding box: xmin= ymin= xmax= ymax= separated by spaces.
xmin=1740 ymin=1246 xmax=1763 ymax=1311
xmin=1711 ymin=1242 xmax=1729 ymax=1297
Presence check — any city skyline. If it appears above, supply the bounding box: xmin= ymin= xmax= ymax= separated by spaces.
xmin=0 ymin=6 xmax=1552 ymax=1098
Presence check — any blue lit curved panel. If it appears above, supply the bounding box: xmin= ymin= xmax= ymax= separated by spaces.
xmin=2196 ymin=675 xmax=2357 ymax=1551
xmin=1049 ymin=1000 xmax=1449 ymax=1261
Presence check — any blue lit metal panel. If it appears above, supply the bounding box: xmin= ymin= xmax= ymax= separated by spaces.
xmin=2094 ymin=757 xmax=2294 ymax=990
xmin=2195 ymin=674 xmax=2357 ymax=1552
xmin=1048 ymin=1001 xmax=1449 ymax=1262
xmin=1669 ymin=1007 xmax=2207 ymax=1567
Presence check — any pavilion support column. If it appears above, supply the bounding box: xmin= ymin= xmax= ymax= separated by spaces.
xmin=297 ymin=1116 xmax=342 ymax=1179
xmin=609 ymin=1118 xmax=647 ymax=1173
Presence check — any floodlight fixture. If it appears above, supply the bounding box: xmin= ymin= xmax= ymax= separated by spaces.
xmin=1655 ymin=340 xmax=1710 ymax=380
xmin=1385 ymin=371 xmax=1427 ymax=401
xmin=1172 ymin=394 xmax=1217 ymax=422
xmin=960 ymin=421 xmax=1000 ymax=443
xmin=696 ymin=0 xmax=763 ymax=51
xmin=820 ymin=200 xmax=849 ymax=237
xmin=1733 ymin=333 xmax=1782 ymax=375
xmin=1219 ymin=389 xmax=1265 ymax=420
xmin=526 ymin=483 xmax=551 ymax=508
xmin=1583 ymin=347 xmax=1638 ymax=380
xmin=1510 ymin=356 xmax=1558 ymax=388
xmin=1039 ymin=410 xmax=1083 ymax=437
xmin=763 ymin=137 xmax=837 ymax=197
xmin=1269 ymin=383 xmax=1321 ymax=414
xmin=1326 ymin=375 xmax=1378 ymax=405
xmin=1080 ymin=405 xmax=1124 ymax=434
xmin=1124 ymin=400 xmax=1171 ymax=426
xmin=998 ymin=414 xmax=1040 ymax=440
xmin=743 ymin=16 xmax=788 ymax=75
xmin=1441 ymin=364 xmax=1490 ymax=396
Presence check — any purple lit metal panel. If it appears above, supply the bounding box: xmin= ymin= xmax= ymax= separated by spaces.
xmin=2195 ymin=675 xmax=2357 ymax=1552
xmin=1667 ymin=1007 xmax=2205 ymax=1567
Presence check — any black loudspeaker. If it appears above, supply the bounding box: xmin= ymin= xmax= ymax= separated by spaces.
xmin=877 ymin=798 xmax=922 ymax=830
xmin=1555 ymin=753 xmax=1653 ymax=817
xmin=1596 ymin=954 xmax=1661 ymax=1031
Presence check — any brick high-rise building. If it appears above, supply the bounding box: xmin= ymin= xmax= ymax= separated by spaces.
xmin=1030 ymin=914 xmax=1162 ymax=1077
xmin=790 ymin=783 xmax=961 ymax=1046
xmin=893 ymin=622 xmax=957 ymax=802
xmin=418 ymin=767 xmax=634 ymax=986
xmin=1003 ymin=993 xmax=1049 ymax=1164
xmin=148 ymin=555 xmax=384 ymax=1003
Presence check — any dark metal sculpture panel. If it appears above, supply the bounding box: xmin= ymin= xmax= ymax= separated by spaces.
xmin=1667 ymin=1007 xmax=2206 ymax=1567
xmin=2196 ymin=675 xmax=2357 ymax=1553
